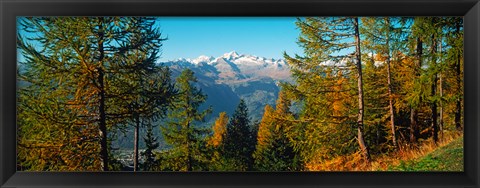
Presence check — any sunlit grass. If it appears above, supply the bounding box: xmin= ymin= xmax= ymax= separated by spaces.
xmin=388 ymin=136 xmax=463 ymax=171
xmin=306 ymin=131 xmax=463 ymax=171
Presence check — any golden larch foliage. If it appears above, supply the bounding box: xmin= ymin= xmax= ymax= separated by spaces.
xmin=256 ymin=105 xmax=275 ymax=150
xmin=209 ymin=112 xmax=229 ymax=147
xmin=275 ymin=91 xmax=289 ymax=116
xmin=332 ymin=73 xmax=348 ymax=117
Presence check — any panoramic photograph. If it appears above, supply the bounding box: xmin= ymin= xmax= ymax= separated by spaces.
xmin=16 ymin=17 xmax=463 ymax=172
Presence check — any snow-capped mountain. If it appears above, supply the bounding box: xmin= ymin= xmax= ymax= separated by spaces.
xmin=161 ymin=51 xmax=291 ymax=84
xmin=158 ymin=51 xmax=292 ymax=123
xmin=116 ymin=52 xmax=294 ymax=149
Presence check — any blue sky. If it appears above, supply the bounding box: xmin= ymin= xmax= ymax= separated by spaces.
xmin=155 ymin=17 xmax=303 ymax=61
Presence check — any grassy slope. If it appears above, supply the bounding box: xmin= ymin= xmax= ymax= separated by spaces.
xmin=389 ymin=136 xmax=464 ymax=171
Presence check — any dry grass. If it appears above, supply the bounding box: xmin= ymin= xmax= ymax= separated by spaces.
xmin=306 ymin=130 xmax=463 ymax=171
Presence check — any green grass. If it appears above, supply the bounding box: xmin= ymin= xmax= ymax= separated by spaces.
xmin=389 ymin=136 xmax=464 ymax=171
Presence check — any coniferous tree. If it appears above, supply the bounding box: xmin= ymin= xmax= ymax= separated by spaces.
xmin=160 ymin=69 xmax=212 ymax=171
xmin=410 ymin=36 xmax=424 ymax=144
xmin=224 ymin=99 xmax=256 ymax=171
xmin=429 ymin=18 xmax=440 ymax=143
xmin=453 ymin=19 xmax=464 ymax=131
xmin=206 ymin=112 xmax=229 ymax=170
xmin=253 ymin=105 xmax=276 ymax=169
xmin=284 ymin=17 xmax=370 ymax=167
xmin=120 ymin=66 xmax=175 ymax=171
xmin=141 ymin=121 xmax=160 ymax=171
xmin=444 ymin=17 xmax=464 ymax=131
xmin=254 ymin=92 xmax=301 ymax=171
xmin=431 ymin=17 xmax=463 ymax=137
xmin=360 ymin=17 xmax=408 ymax=148
xmin=105 ymin=17 xmax=175 ymax=172
xmin=208 ymin=112 xmax=229 ymax=148
xmin=352 ymin=17 xmax=370 ymax=161
xmin=398 ymin=17 xmax=428 ymax=145
xmin=361 ymin=52 xmax=389 ymax=148
xmin=16 ymin=16 xmax=464 ymax=172
xmin=411 ymin=17 xmax=443 ymax=143
xmin=17 ymin=17 xmax=169 ymax=171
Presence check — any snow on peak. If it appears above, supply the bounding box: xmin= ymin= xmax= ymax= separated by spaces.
xmin=160 ymin=51 xmax=291 ymax=81
xmin=174 ymin=57 xmax=190 ymax=62
xmin=222 ymin=51 xmax=240 ymax=59
xmin=192 ymin=55 xmax=214 ymax=64
xmin=162 ymin=51 xmax=287 ymax=68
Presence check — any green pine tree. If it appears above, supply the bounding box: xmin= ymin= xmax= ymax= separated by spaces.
xmin=160 ymin=69 xmax=212 ymax=171
xmin=141 ymin=121 xmax=160 ymax=171
xmin=223 ymin=99 xmax=256 ymax=171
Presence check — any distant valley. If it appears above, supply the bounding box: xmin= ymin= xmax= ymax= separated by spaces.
xmin=114 ymin=51 xmax=292 ymax=149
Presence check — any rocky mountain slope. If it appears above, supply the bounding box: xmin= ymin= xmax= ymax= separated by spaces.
xmin=161 ymin=51 xmax=292 ymax=122
xmin=115 ymin=51 xmax=292 ymax=149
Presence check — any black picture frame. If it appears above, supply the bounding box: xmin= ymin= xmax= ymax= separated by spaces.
xmin=1 ymin=0 xmax=479 ymax=187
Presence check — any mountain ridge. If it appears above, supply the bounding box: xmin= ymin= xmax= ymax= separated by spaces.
xmin=116 ymin=52 xmax=292 ymax=149
xmin=160 ymin=51 xmax=291 ymax=84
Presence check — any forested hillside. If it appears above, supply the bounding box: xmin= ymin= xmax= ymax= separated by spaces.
xmin=17 ymin=17 xmax=463 ymax=171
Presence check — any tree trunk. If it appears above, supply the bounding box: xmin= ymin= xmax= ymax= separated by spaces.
xmin=431 ymin=33 xmax=439 ymax=144
xmin=385 ymin=18 xmax=397 ymax=148
xmin=409 ymin=108 xmax=419 ymax=144
xmin=133 ymin=112 xmax=140 ymax=171
xmin=410 ymin=37 xmax=423 ymax=144
xmin=185 ymin=98 xmax=192 ymax=171
xmin=187 ymin=120 xmax=193 ymax=171
xmin=455 ymin=57 xmax=462 ymax=130
xmin=439 ymin=73 xmax=443 ymax=139
xmin=454 ymin=23 xmax=462 ymax=131
xmin=431 ymin=82 xmax=438 ymax=144
xmin=439 ymin=40 xmax=443 ymax=140
xmin=353 ymin=17 xmax=370 ymax=162
xmin=97 ymin=18 xmax=109 ymax=171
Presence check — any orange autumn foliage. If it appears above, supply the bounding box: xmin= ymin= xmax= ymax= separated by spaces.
xmin=208 ymin=112 xmax=229 ymax=147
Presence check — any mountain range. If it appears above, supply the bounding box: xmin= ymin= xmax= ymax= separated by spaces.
xmin=161 ymin=51 xmax=292 ymax=122
xmin=115 ymin=51 xmax=293 ymax=149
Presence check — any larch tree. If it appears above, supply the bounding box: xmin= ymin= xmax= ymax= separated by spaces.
xmin=411 ymin=17 xmax=443 ymax=143
xmin=352 ymin=17 xmax=370 ymax=162
xmin=284 ymin=17 xmax=370 ymax=164
xmin=360 ymin=17 xmax=408 ymax=148
xmin=361 ymin=52 xmax=389 ymax=148
xmin=106 ymin=17 xmax=175 ymax=171
xmin=444 ymin=17 xmax=464 ymax=131
xmin=430 ymin=17 xmax=463 ymax=136
xmin=404 ymin=17 xmax=464 ymax=145
xmin=253 ymin=91 xmax=300 ymax=171
xmin=429 ymin=18 xmax=440 ymax=143
xmin=17 ymin=17 xmax=169 ymax=171
xmin=161 ymin=69 xmax=212 ymax=171
xmin=120 ymin=66 xmax=175 ymax=171
xmin=453 ymin=19 xmax=464 ymax=131
xmin=206 ymin=112 xmax=229 ymax=170
xmin=255 ymin=106 xmax=275 ymax=150
xmin=253 ymin=105 xmax=276 ymax=170
xmin=406 ymin=18 xmax=426 ymax=145
xmin=208 ymin=112 xmax=229 ymax=148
